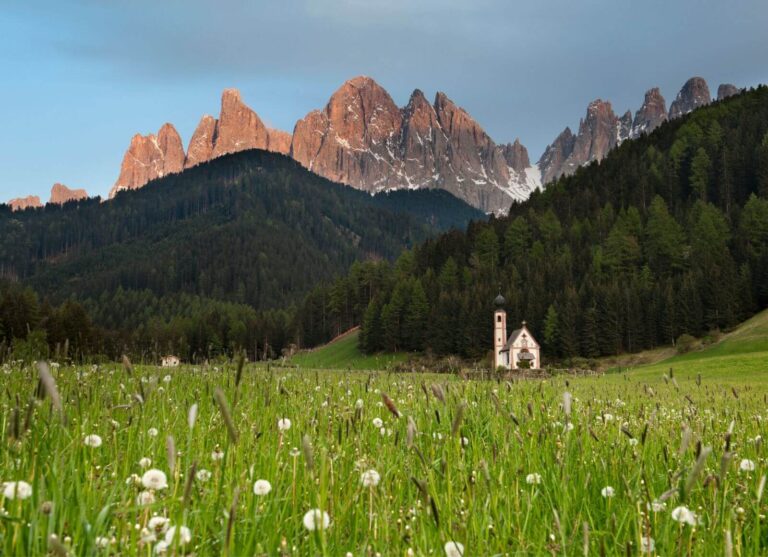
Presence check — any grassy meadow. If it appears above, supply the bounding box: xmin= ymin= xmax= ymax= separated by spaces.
xmin=1 ymin=344 xmax=767 ymax=556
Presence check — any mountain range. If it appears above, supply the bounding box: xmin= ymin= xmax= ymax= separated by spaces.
xmin=6 ymin=76 xmax=742 ymax=214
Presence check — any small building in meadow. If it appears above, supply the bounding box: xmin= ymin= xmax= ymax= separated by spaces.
xmin=492 ymin=294 xmax=541 ymax=370
xmin=161 ymin=355 xmax=180 ymax=368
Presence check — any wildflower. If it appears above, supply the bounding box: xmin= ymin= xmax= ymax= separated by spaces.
xmin=139 ymin=457 xmax=152 ymax=469
xmin=671 ymin=505 xmax=697 ymax=525
xmin=165 ymin=525 xmax=192 ymax=546
xmin=137 ymin=491 xmax=155 ymax=505
xmin=148 ymin=516 xmax=170 ymax=534
xmin=84 ymin=434 xmax=103 ymax=448
xmin=277 ymin=418 xmax=292 ymax=432
xmin=154 ymin=541 xmax=169 ymax=554
xmin=526 ymin=473 xmax=542 ymax=485
xmin=211 ymin=447 xmax=225 ymax=461
xmin=302 ymin=508 xmax=331 ymax=531
xmin=355 ymin=399 xmax=364 ymax=409
xmin=253 ymin=479 xmax=272 ymax=496
xmin=163 ymin=375 xmax=172 ymax=383
xmin=195 ymin=469 xmax=212 ymax=483
xmin=148 ymin=428 xmax=159 ymax=437
xmin=628 ymin=438 xmax=639 ymax=446
xmin=140 ymin=527 xmax=156 ymax=544
xmin=740 ymin=459 xmax=756 ymax=472
xmin=444 ymin=541 xmax=465 ymax=557
xmin=141 ymin=469 xmax=168 ymax=490
xmin=640 ymin=536 xmax=655 ymax=553
xmin=2 ymin=481 xmax=33 ymax=500
xmin=95 ymin=536 xmax=110 ymax=549
xmin=126 ymin=473 xmax=142 ymax=486
xmin=372 ymin=417 xmax=383 ymax=428
xmin=601 ymin=486 xmax=615 ymax=498
xmin=461 ymin=437 xmax=469 ymax=447
xmin=650 ymin=501 xmax=666 ymax=513
xmin=361 ymin=469 xmax=381 ymax=488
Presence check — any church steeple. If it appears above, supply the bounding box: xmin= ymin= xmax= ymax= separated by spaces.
xmin=492 ymin=292 xmax=507 ymax=369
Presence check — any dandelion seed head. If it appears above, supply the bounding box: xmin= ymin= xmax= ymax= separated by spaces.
xmin=141 ymin=469 xmax=168 ymax=491
xmin=361 ymin=469 xmax=381 ymax=488
xmin=444 ymin=541 xmax=465 ymax=557
xmin=302 ymin=508 xmax=330 ymax=531
xmin=84 ymin=434 xmax=103 ymax=448
xmin=253 ymin=479 xmax=272 ymax=496
xmin=2 ymin=481 xmax=32 ymax=500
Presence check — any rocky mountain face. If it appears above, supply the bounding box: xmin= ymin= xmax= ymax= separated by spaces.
xmin=30 ymin=74 xmax=741 ymax=213
xmin=538 ymin=76 xmax=727 ymax=185
xmin=7 ymin=195 xmax=42 ymax=211
xmin=291 ymin=77 xmax=539 ymax=213
xmin=109 ymin=123 xmax=186 ymax=198
xmin=50 ymin=183 xmax=88 ymax=205
xmin=112 ymin=90 xmax=291 ymax=197
xmin=668 ymin=77 xmax=711 ymax=119
xmin=717 ymin=83 xmax=740 ymax=100
xmin=630 ymin=87 xmax=667 ymax=139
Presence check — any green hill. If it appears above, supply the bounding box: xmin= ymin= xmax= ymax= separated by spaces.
xmin=289 ymin=328 xmax=409 ymax=370
xmin=625 ymin=308 xmax=768 ymax=383
xmin=0 ymin=149 xmax=483 ymax=360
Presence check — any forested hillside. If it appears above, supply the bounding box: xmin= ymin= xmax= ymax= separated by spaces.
xmin=0 ymin=149 xmax=482 ymax=361
xmin=297 ymin=86 xmax=768 ymax=362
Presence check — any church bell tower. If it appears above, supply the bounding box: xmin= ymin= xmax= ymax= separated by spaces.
xmin=493 ymin=293 xmax=507 ymax=369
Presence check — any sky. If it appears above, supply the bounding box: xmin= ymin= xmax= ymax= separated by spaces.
xmin=1 ymin=0 xmax=766 ymax=201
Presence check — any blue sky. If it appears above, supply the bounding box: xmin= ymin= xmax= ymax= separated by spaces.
xmin=1 ymin=0 xmax=766 ymax=201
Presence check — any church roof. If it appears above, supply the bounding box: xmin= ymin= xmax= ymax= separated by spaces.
xmin=503 ymin=324 xmax=539 ymax=350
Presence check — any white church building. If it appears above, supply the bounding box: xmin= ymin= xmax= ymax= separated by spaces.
xmin=493 ymin=294 xmax=541 ymax=370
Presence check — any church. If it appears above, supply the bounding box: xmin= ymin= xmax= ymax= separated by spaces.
xmin=493 ymin=294 xmax=541 ymax=370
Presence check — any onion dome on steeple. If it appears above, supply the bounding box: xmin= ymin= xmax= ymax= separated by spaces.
xmin=494 ymin=293 xmax=506 ymax=308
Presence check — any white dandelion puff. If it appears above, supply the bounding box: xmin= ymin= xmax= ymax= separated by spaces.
xmin=277 ymin=418 xmax=292 ymax=432
xmin=671 ymin=505 xmax=697 ymax=525
xmin=302 ymin=508 xmax=331 ymax=531
xmin=164 ymin=525 xmax=191 ymax=546
xmin=601 ymin=486 xmax=615 ymax=498
xmin=526 ymin=473 xmax=542 ymax=485
xmin=139 ymin=457 xmax=152 ymax=469
xmin=84 ymin=434 xmax=103 ymax=448
xmin=195 ymin=469 xmax=212 ymax=483
xmin=372 ymin=417 xmax=383 ymax=428
xmin=740 ymin=459 xmax=756 ymax=472
xmin=444 ymin=541 xmax=465 ymax=557
xmin=141 ymin=469 xmax=168 ymax=490
xmin=2 ymin=481 xmax=32 ymax=500
xmin=253 ymin=479 xmax=272 ymax=496
xmin=361 ymin=469 xmax=381 ymax=488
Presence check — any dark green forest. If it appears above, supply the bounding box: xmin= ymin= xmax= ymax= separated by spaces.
xmin=299 ymin=86 xmax=768 ymax=363
xmin=0 ymin=150 xmax=482 ymax=361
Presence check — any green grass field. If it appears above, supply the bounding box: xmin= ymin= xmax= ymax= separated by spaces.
xmin=1 ymin=311 xmax=767 ymax=555
xmin=290 ymin=329 xmax=410 ymax=370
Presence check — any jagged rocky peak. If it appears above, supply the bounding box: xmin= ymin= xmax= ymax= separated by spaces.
xmin=502 ymin=139 xmax=531 ymax=172
xmin=669 ymin=77 xmax=711 ymax=119
xmin=7 ymin=195 xmax=42 ymax=211
xmin=185 ymin=114 xmax=217 ymax=169
xmin=631 ymin=87 xmax=667 ymax=138
xmin=289 ymin=76 xmax=537 ymax=213
xmin=538 ymin=99 xmax=630 ymax=185
xmin=109 ymin=123 xmax=185 ymax=198
xmin=290 ymin=75 xmax=402 ymax=187
xmin=717 ymin=83 xmax=741 ymax=101
xmin=538 ymin=127 xmax=576 ymax=184
xmin=211 ymin=88 xmax=270 ymax=158
xmin=50 ymin=183 xmax=88 ymax=205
